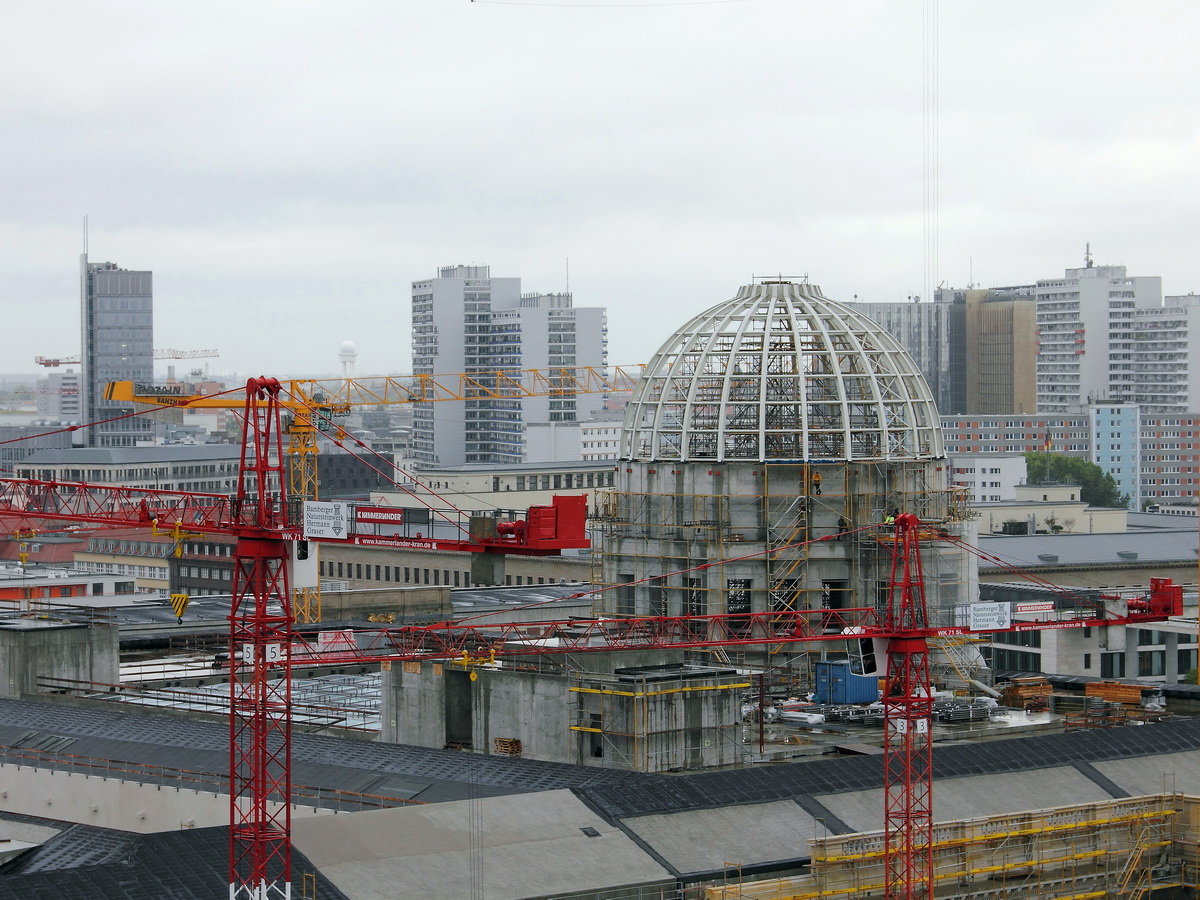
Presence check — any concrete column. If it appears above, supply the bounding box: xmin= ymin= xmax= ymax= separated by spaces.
xmin=1125 ymin=634 xmax=1139 ymax=681
xmin=1165 ymin=632 xmax=1180 ymax=683
xmin=471 ymin=553 xmax=506 ymax=587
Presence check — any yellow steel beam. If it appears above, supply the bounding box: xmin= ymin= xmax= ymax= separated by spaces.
xmin=106 ymin=365 xmax=645 ymax=411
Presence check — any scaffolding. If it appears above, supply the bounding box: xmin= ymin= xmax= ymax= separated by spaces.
xmin=591 ymin=459 xmax=975 ymax=694
xmin=703 ymin=792 xmax=1198 ymax=900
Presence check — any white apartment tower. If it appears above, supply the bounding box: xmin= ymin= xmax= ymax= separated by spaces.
xmin=410 ymin=265 xmax=607 ymax=467
xmin=1035 ymin=260 xmax=1162 ymax=414
xmin=1133 ymin=294 xmax=1200 ymax=414
xmin=36 ymin=369 xmax=82 ymax=421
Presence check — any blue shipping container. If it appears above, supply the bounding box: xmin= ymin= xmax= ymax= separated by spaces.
xmin=814 ymin=661 xmax=879 ymax=705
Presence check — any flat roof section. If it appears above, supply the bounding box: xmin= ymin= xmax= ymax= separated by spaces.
xmin=292 ymin=790 xmax=673 ymax=900
xmin=618 ymin=799 xmax=821 ymax=877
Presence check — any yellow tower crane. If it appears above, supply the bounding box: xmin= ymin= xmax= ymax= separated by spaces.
xmin=105 ymin=365 xmax=643 ymax=622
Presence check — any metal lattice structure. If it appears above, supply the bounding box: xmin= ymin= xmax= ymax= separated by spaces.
xmin=622 ymin=279 xmax=943 ymax=463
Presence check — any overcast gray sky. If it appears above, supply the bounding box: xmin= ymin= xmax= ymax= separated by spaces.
xmin=2 ymin=1 xmax=1197 ymax=379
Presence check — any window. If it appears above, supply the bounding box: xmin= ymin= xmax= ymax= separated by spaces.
xmin=989 ymin=647 xmax=1040 ymax=673
xmin=1138 ymin=650 xmax=1165 ymax=678
xmin=1179 ymin=648 xmax=1197 ymax=678
xmin=617 ymin=573 xmax=635 ymax=616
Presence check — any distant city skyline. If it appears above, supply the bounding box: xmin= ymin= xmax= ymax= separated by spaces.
xmin=2 ymin=3 xmax=1198 ymax=378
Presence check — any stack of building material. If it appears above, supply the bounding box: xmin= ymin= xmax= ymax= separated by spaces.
xmin=1085 ymin=680 xmax=1164 ymax=710
xmin=1000 ymin=676 xmax=1052 ymax=711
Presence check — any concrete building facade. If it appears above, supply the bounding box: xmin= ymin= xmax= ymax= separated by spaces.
xmin=941 ymin=406 xmax=1200 ymax=508
xmin=963 ymin=285 xmax=1038 ymax=414
xmin=850 ymin=292 xmax=966 ymax=415
xmin=1035 ymin=261 xmax=1163 ymax=414
xmin=382 ymin=656 xmax=743 ymax=772
xmin=947 ymin=452 xmax=1027 ymax=503
xmin=35 ymin=368 xmax=82 ymax=421
xmin=15 ymin=445 xmax=242 ymax=492
xmin=80 ymin=255 xmax=154 ymax=447
xmin=410 ymin=265 xmax=607 ymax=467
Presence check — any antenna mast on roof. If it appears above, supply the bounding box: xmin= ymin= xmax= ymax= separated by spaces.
xmin=1085 ymin=242 xmax=1094 ymax=269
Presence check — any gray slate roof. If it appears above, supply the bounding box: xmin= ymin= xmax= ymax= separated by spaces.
xmin=975 ymin=528 xmax=1199 ymax=569
xmin=4 ymin=697 xmax=1200 ymax=893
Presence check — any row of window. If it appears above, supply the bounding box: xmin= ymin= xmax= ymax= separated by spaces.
xmin=511 ymin=471 xmax=613 ymax=491
xmin=318 ymin=559 xmax=583 ymax=589
xmin=988 ymin=647 xmax=1197 ymax=680
xmin=78 ymin=561 xmax=168 ymax=579
xmin=177 ymin=566 xmax=232 ymax=581
xmin=182 ymin=543 xmax=234 ymax=556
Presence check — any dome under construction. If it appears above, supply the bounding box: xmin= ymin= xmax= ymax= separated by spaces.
xmin=622 ymin=279 xmax=943 ymax=463
xmin=596 ymin=276 xmax=976 ymax=732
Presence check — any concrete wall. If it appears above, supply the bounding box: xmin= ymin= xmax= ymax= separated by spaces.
xmin=572 ymin=669 xmax=744 ymax=771
xmin=382 ymin=659 xmax=574 ymax=762
xmin=0 ymin=622 xmax=118 ymax=697
xmin=317 ymin=585 xmax=451 ymax=621
xmin=383 ymin=655 xmax=744 ymax=772
xmin=0 ymin=763 xmax=334 ymax=833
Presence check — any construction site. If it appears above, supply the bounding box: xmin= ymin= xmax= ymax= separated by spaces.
xmin=1 ymin=277 xmax=1200 ymax=899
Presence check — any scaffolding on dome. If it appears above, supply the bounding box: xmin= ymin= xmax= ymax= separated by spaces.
xmin=590 ymin=458 xmax=977 ymax=694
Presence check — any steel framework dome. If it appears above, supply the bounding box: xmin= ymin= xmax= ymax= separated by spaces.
xmin=622 ymin=279 xmax=944 ymax=462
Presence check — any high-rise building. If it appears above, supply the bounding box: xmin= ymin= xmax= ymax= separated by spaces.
xmin=849 ymin=292 xmax=967 ymax=414
xmin=1130 ymin=294 xmax=1200 ymax=414
xmin=964 ymin=285 xmax=1038 ymax=415
xmin=36 ymin=368 xmax=82 ymax=421
xmin=410 ymin=265 xmax=607 ymax=467
xmin=80 ymin=254 xmax=154 ymax=447
xmin=1035 ymin=261 xmax=1162 ymax=414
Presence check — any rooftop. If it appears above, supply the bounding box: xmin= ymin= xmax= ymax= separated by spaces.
xmin=975 ymin=529 xmax=1200 ymax=570
xmin=4 ymin=696 xmax=1200 ymax=896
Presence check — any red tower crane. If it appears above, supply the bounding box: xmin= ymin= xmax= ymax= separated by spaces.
xmin=0 ymin=377 xmax=594 ymax=898
xmin=883 ymin=512 xmax=935 ymax=899
xmin=0 ymin=381 xmax=1184 ymax=899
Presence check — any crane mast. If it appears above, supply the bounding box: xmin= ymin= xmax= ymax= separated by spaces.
xmin=883 ymin=513 xmax=934 ymax=899
xmin=228 ymin=378 xmax=294 ymax=899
